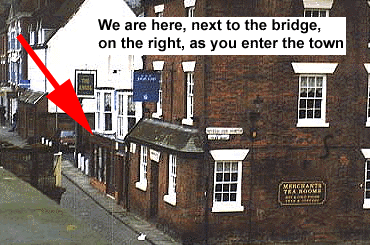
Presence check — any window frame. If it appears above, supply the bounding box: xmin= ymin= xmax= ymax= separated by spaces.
xmin=297 ymin=74 xmax=328 ymax=127
xmin=136 ymin=145 xmax=148 ymax=191
xmin=292 ymin=62 xmax=338 ymax=128
xmin=365 ymin=159 xmax=370 ymax=208
xmin=210 ymin=149 xmax=249 ymax=213
xmin=185 ymin=72 xmax=194 ymax=120
xmin=154 ymin=4 xmax=164 ymax=17
xmin=181 ymin=61 xmax=196 ymax=126
xmin=164 ymin=154 xmax=177 ymax=206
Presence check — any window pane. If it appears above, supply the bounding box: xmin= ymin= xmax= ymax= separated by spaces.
xmin=307 ymin=110 xmax=313 ymax=118
xmin=216 ymin=173 xmax=223 ymax=181
xmin=215 ymin=193 xmax=222 ymax=202
xmin=230 ymin=193 xmax=237 ymax=201
xmin=300 ymin=99 xmax=306 ymax=109
xmin=215 ymin=184 xmax=222 ymax=192
xmin=223 ymin=184 xmax=229 ymax=192
xmin=299 ymin=110 xmax=306 ymax=119
xmin=320 ymin=11 xmax=326 ymax=17
xmin=312 ymin=11 xmax=319 ymax=17
xmin=307 ymin=99 xmax=314 ymax=109
xmin=316 ymin=77 xmax=323 ymax=87
xmin=300 ymin=88 xmax=308 ymax=97
xmin=314 ymin=109 xmax=321 ymax=118
xmin=301 ymin=77 xmax=307 ymax=87
xmin=105 ymin=113 xmax=112 ymax=130
xmin=316 ymin=88 xmax=322 ymax=97
xmin=225 ymin=162 xmax=230 ymax=172
xmin=232 ymin=163 xmax=238 ymax=171
xmin=366 ymin=191 xmax=370 ymax=199
xmin=223 ymin=193 xmax=229 ymax=201
xmin=104 ymin=93 xmax=111 ymax=111
xmin=231 ymin=173 xmax=238 ymax=181
xmin=230 ymin=184 xmax=237 ymax=192
xmin=224 ymin=173 xmax=230 ymax=182
xmin=305 ymin=10 xmax=311 ymax=17
xmin=309 ymin=77 xmax=315 ymax=87
xmin=314 ymin=99 xmax=321 ymax=108
xmin=217 ymin=162 xmax=223 ymax=171
xmin=308 ymin=88 xmax=315 ymax=97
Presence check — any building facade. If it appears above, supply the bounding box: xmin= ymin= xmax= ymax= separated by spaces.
xmin=124 ymin=0 xmax=370 ymax=243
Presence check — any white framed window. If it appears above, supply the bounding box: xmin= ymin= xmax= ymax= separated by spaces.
xmin=37 ymin=29 xmax=44 ymax=45
xmin=152 ymin=61 xmax=164 ymax=119
xmin=292 ymin=63 xmax=338 ymax=127
xmin=181 ymin=61 xmax=196 ymax=125
xmin=298 ymin=75 xmax=327 ymax=125
xmin=185 ymin=72 xmax=194 ymax=119
xmin=184 ymin=0 xmax=196 ymax=17
xmin=127 ymin=95 xmax=136 ymax=131
xmin=154 ymin=4 xmax=164 ymax=17
xmin=361 ymin=149 xmax=370 ymax=208
xmin=164 ymin=154 xmax=177 ymax=206
xmin=95 ymin=89 xmax=114 ymax=133
xmin=117 ymin=91 xmax=141 ymax=138
xmin=96 ymin=92 xmax=101 ymax=130
xmin=365 ymin=159 xmax=370 ymax=208
xmin=210 ymin=149 xmax=249 ymax=213
xmin=136 ymin=145 xmax=148 ymax=191
xmin=117 ymin=93 xmax=124 ymax=137
xmin=29 ymin=31 xmax=36 ymax=45
xmin=104 ymin=92 xmax=112 ymax=131
xmin=304 ymin=9 xmax=329 ymax=17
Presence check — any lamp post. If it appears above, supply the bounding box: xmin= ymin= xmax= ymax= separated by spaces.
xmin=248 ymin=95 xmax=263 ymax=242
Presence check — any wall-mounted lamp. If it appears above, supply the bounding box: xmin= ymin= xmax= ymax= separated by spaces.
xmin=249 ymin=95 xmax=263 ymax=139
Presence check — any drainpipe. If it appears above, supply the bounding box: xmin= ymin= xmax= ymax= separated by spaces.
xmin=203 ymin=56 xmax=210 ymax=244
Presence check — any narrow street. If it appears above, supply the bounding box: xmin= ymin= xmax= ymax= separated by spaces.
xmin=60 ymin=166 xmax=151 ymax=245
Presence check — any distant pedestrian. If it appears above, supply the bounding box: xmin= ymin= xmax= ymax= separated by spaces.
xmin=9 ymin=111 xmax=18 ymax=132
xmin=0 ymin=106 xmax=5 ymax=126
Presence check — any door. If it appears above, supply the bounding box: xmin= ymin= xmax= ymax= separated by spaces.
xmin=149 ymin=161 xmax=159 ymax=219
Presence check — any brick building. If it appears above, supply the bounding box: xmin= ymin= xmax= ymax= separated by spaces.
xmin=124 ymin=0 xmax=370 ymax=243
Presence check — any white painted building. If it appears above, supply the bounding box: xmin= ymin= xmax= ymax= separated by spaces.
xmin=27 ymin=0 xmax=143 ymax=139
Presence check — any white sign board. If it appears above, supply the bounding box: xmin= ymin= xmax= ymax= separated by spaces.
xmin=206 ymin=127 xmax=243 ymax=135
xmin=150 ymin=149 xmax=161 ymax=162
xmin=208 ymin=135 xmax=230 ymax=141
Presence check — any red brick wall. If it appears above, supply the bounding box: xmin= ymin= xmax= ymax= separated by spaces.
xmin=139 ymin=0 xmax=370 ymax=243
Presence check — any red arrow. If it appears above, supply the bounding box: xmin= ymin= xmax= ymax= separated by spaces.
xmin=17 ymin=34 xmax=92 ymax=135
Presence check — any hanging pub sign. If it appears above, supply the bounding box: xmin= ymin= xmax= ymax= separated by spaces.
xmin=75 ymin=70 xmax=97 ymax=98
xmin=133 ymin=70 xmax=161 ymax=102
xmin=278 ymin=181 xmax=326 ymax=206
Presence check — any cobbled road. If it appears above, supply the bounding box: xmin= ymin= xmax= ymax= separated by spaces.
xmin=60 ymin=175 xmax=151 ymax=245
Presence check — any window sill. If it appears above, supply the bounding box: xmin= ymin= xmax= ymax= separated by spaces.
xmin=211 ymin=203 xmax=244 ymax=213
xmin=164 ymin=194 xmax=176 ymax=206
xmin=297 ymin=120 xmax=329 ymax=128
xmin=363 ymin=199 xmax=370 ymax=209
xmin=135 ymin=181 xmax=147 ymax=192
xmin=182 ymin=118 xmax=193 ymax=126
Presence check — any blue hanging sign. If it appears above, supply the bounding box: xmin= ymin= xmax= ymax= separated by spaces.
xmin=19 ymin=80 xmax=30 ymax=89
xmin=133 ymin=71 xmax=160 ymax=102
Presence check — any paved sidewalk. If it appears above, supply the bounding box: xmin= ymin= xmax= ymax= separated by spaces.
xmin=61 ymin=158 xmax=181 ymax=245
